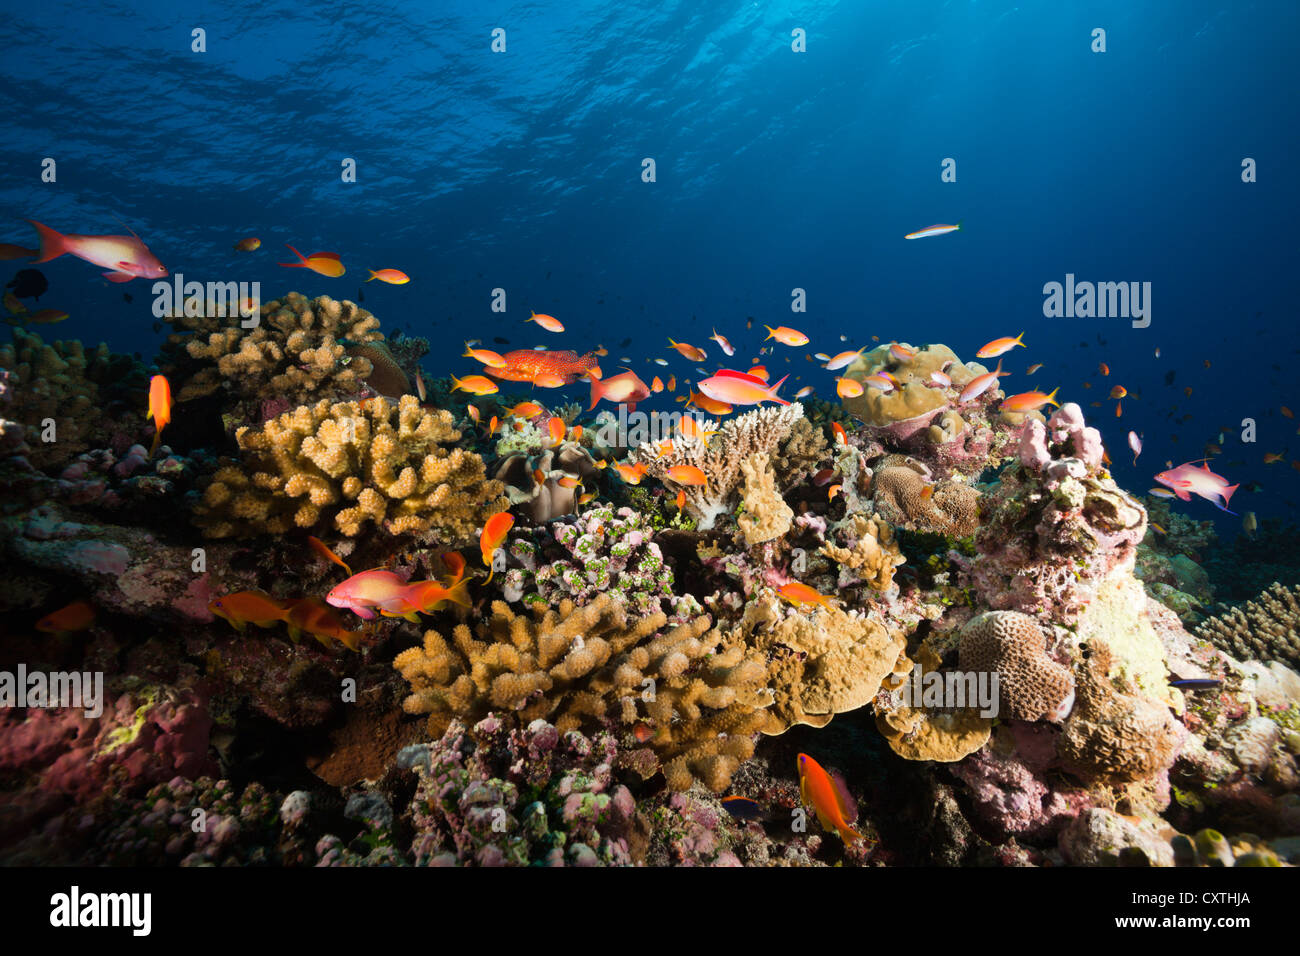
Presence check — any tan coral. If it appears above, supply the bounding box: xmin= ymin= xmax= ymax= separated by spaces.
xmin=0 ymin=329 xmax=102 ymax=468
xmin=1058 ymin=641 xmax=1185 ymax=783
xmin=193 ymin=394 xmax=506 ymax=542
xmin=958 ymin=611 xmax=1075 ymax=722
xmin=876 ymin=704 xmax=992 ymax=762
xmin=1195 ymin=582 xmax=1300 ymax=671
xmin=770 ymin=416 xmax=829 ymax=490
xmin=392 ymin=593 xmax=775 ymax=792
xmin=161 ymin=291 xmax=384 ymax=405
xmin=633 ymin=402 xmax=804 ymax=529
xmin=733 ymin=592 xmax=906 ymax=734
xmin=871 ymin=464 xmax=980 ymax=536
xmin=840 ymin=343 xmax=990 ymax=426
xmin=820 ymin=514 xmax=905 ymax=590
xmin=737 ymin=452 xmax=793 ymax=546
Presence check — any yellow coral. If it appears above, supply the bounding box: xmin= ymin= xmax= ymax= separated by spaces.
xmin=840 ymin=343 xmax=990 ymax=425
xmin=737 ymin=452 xmax=793 ymax=546
xmin=819 ymin=514 xmax=905 ymax=590
xmin=194 ymin=394 xmax=506 ymax=541
xmin=392 ymin=593 xmax=776 ymax=792
xmin=0 ymin=328 xmax=101 ymax=468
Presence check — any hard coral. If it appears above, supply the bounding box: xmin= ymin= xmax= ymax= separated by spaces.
xmin=633 ymin=403 xmax=804 ymax=530
xmin=870 ymin=461 xmax=980 ymax=537
xmin=393 ymin=593 xmax=774 ymax=792
xmin=194 ymin=394 xmax=506 ymax=542
xmin=737 ymin=452 xmax=793 ymax=546
xmin=819 ymin=514 xmax=905 ymax=591
xmin=1195 ymin=582 xmax=1300 ymax=671
xmin=958 ymin=611 xmax=1075 ymax=722
xmin=160 ymin=291 xmax=383 ymax=408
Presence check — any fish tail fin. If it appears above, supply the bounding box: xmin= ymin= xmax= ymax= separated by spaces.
xmin=1046 ymin=386 xmax=1060 ymax=406
xmin=484 ymin=566 xmax=495 ymax=585
xmin=588 ymin=373 xmax=605 ymax=411
xmin=366 ymin=271 xmax=377 ymax=282
xmin=1016 ymin=331 xmax=1025 ymax=346
xmin=768 ymin=374 xmax=791 ymax=404
xmin=443 ymin=578 xmax=472 ymax=609
xmin=277 ymin=244 xmax=307 ymax=267
xmin=956 ymin=220 xmax=963 ymax=231
xmin=147 ymin=430 xmax=161 ymax=461
xmin=25 ymin=220 xmax=66 ymax=264
xmin=338 ymin=630 xmax=363 ymax=652
xmin=449 ymin=374 xmax=463 ymax=392
xmin=839 ymin=824 xmax=865 ymax=843
xmin=764 ymin=325 xmax=776 ymax=340
xmin=1221 ymin=483 xmax=1240 ymax=508
xmin=992 ymin=358 xmax=1005 ymax=377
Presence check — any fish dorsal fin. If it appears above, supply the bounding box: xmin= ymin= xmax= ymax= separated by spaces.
xmin=109 ymin=213 xmax=141 ymax=240
xmin=310 ymin=251 xmax=342 ymax=260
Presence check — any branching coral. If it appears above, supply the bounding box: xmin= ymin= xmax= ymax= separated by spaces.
xmin=633 ymin=403 xmax=804 ymax=529
xmin=957 ymin=611 xmax=1075 ymax=722
xmin=194 ymin=394 xmax=506 ymax=541
xmin=736 ymin=452 xmax=793 ymax=546
xmin=1195 ymin=582 xmax=1300 ymax=670
xmin=1 ymin=329 xmax=103 ymax=468
xmin=819 ymin=514 xmax=905 ymax=590
xmin=771 ymin=416 xmax=828 ymax=491
xmin=392 ymin=593 xmax=775 ymax=792
xmin=160 ymin=292 xmax=384 ymax=407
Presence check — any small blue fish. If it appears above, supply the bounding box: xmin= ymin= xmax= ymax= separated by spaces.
xmin=1169 ymin=679 xmax=1223 ymax=690
xmin=720 ymin=796 xmax=766 ymax=821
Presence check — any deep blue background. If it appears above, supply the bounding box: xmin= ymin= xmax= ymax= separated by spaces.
xmin=2 ymin=0 xmax=1297 ymax=532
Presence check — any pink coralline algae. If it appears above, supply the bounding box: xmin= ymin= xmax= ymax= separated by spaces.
xmin=950 ymin=735 xmax=1089 ymax=840
xmin=968 ymin=402 xmax=1147 ymax=624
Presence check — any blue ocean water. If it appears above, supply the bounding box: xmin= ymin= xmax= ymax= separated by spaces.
xmin=2 ymin=0 xmax=1297 ymax=532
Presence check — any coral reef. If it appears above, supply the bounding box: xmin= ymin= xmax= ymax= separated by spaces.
xmin=393 ymin=593 xmax=774 ymax=791
xmin=737 ymin=452 xmax=793 ymax=546
xmin=957 ymin=611 xmax=1075 ymax=722
xmin=1195 ymin=582 xmax=1300 ymax=671
xmin=819 ymin=514 xmax=905 ymax=591
xmin=633 ymin=403 xmax=804 ymax=529
xmin=870 ymin=457 xmax=980 ymax=537
xmin=494 ymin=441 xmax=599 ymax=523
xmin=194 ymin=394 xmax=506 ymax=541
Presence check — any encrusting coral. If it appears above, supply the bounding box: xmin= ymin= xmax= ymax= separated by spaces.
xmin=633 ymin=403 xmax=804 ymax=530
xmin=392 ymin=592 xmax=776 ymax=792
xmin=160 ymin=291 xmax=385 ymax=408
xmin=1195 ymin=582 xmax=1300 ymax=671
xmin=957 ymin=611 xmax=1076 ymax=722
xmin=194 ymin=393 xmax=506 ymax=541
xmin=737 ymin=452 xmax=793 ymax=546
xmin=819 ymin=514 xmax=905 ymax=591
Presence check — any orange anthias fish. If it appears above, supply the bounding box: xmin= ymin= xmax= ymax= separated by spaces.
xmin=1098 ymin=362 xmax=1110 ymax=376
xmin=1281 ymin=406 xmax=1295 ymax=419
xmin=463 ymin=344 xmax=507 ymax=367
xmin=547 ymin=416 xmax=566 ymax=446
xmin=588 ymin=368 xmax=652 ymax=411
xmin=1109 ymin=385 xmax=1127 ymax=400
xmin=209 ymin=591 xmax=293 ymax=630
xmin=831 ymin=422 xmax=847 ymax=445
xmin=747 ymin=364 xmax=769 ymax=382
xmin=764 ymin=325 xmax=809 ymax=347
xmin=36 ymin=599 xmax=96 ymax=634
xmin=233 ymin=237 xmax=261 ymax=252
xmin=836 ymin=377 xmax=865 ymax=399
xmin=285 ymin=597 xmax=362 ymax=651
xmin=1000 ymin=387 xmax=1059 ymax=412
xmin=526 ymin=311 xmax=564 ymax=332
xmin=485 ymin=349 xmax=599 ymax=385
xmin=277 ymin=245 xmax=345 ymax=277
xmin=651 ymin=375 xmax=664 ymax=393
xmin=481 ymin=512 xmax=514 ymax=582
xmin=146 ymin=374 xmax=172 ymax=460
xmin=28 ymin=218 xmax=168 ymax=282
xmin=614 ymin=462 xmax=648 ymax=484
xmin=505 ymin=401 xmax=545 ymax=419
xmin=976 ymin=332 xmax=1026 ymax=358
xmin=666 ymin=464 xmax=707 ymax=486
xmin=449 ymin=373 xmax=499 ymax=396
xmin=686 ymin=391 xmax=734 ymax=416
xmin=367 ymin=269 xmax=410 ymax=284
xmin=698 ymin=369 xmax=789 ymax=407
xmin=307 ymin=535 xmax=352 ymax=576
xmin=667 ymin=338 xmax=708 ymax=362
xmin=797 ymin=753 xmax=863 ymax=843
xmin=776 ymin=581 xmax=837 ymax=611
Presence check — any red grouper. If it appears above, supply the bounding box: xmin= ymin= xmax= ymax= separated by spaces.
xmin=485 ymin=349 xmax=600 ymax=385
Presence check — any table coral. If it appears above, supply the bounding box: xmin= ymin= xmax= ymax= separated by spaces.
xmin=737 ymin=452 xmax=793 ymax=545
xmin=160 ymin=291 xmax=384 ymax=408
xmin=633 ymin=402 xmax=804 ymax=529
xmin=1195 ymin=582 xmax=1300 ymax=671
xmin=958 ymin=611 xmax=1076 ymax=722
xmin=393 ymin=593 xmax=774 ymax=792
xmin=193 ymin=393 xmax=506 ymax=542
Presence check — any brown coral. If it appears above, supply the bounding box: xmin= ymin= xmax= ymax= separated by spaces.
xmin=819 ymin=514 xmax=905 ymax=590
xmin=736 ymin=452 xmax=793 ymax=546
xmin=1058 ymin=641 xmax=1184 ymax=783
xmin=160 ymin=291 xmax=384 ymax=407
xmin=392 ymin=593 xmax=775 ymax=792
xmin=1194 ymin=582 xmax=1300 ymax=671
xmin=840 ymin=343 xmax=988 ymax=426
xmin=633 ymin=402 xmax=804 ymax=529
xmin=871 ymin=463 xmax=980 ymax=536
xmin=732 ymin=592 xmax=906 ymax=734
xmin=194 ymin=394 xmax=506 ymax=541
xmin=876 ymin=704 xmax=992 ymax=762
xmin=771 ymin=416 xmax=829 ymax=490
xmin=957 ymin=611 xmax=1075 ymax=722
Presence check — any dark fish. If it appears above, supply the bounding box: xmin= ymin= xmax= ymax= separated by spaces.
xmin=493 ymin=336 xmax=510 ymax=345
xmin=1242 ymin=481 xmax=1263 ymax=493
xmin=720 ymin=796 xmax=766 ymax=821
xmin=1079 ymin=341 xmax=1088 ymax=347
xmin=122 ymin=292 xmax=133 ymax=304
xmin=618 ymin=338 xmax=631 ymax=347
xmin=7 ymin=268 xmax=47 ymax=300
xmin=1169 ymin=679 xmax=1222 ymax=690
xmin=358 ymin=287 xmax=365 ymax=302
xmin=1164 ymin=370 xmax=1176 ymax=386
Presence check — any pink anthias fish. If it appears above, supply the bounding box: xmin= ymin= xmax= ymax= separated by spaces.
xmin=27 ymin=219 xmax=167 ymax=282
xmin=1128 ymin=431 xmax=1142 ymax=466
xmin=588 ymin=368 xmax=652 ymax=411
xmin=1153 ymin=460 xmax=1240 ymax=514
xmin=326 ymin=568 xmax=470 ymax=621
xmin=957 ymin=359 xmax=1007 ymax=404
xmin=698 ymin=369 xmax=790 ymax=406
